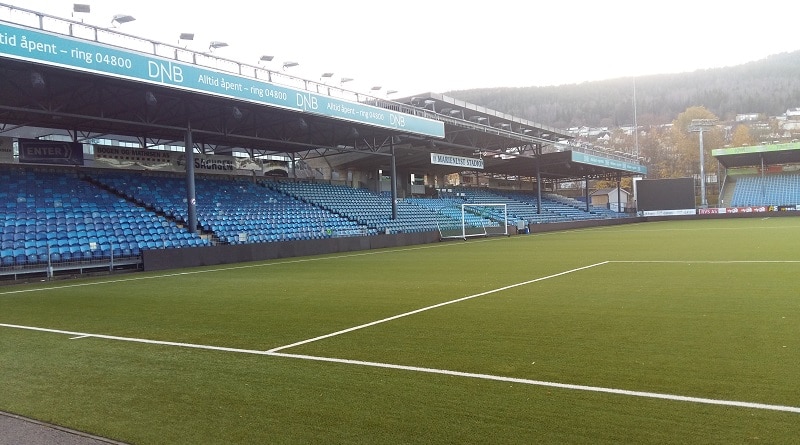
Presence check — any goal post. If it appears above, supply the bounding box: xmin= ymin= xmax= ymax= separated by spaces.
xmin=438 ymin=203 xmax=509 ymax=240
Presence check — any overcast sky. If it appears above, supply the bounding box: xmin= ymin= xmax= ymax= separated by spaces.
xmin=5 ymin=0 xmax=799 ymax=98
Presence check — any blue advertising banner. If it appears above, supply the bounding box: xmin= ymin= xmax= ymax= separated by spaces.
xmin=0 ymin=21 xmax=445 ymax=138
xmin=571 ymin=151 xmax=647 ymax=175
xmin=18 ymin=139 xmax=84 ymax=166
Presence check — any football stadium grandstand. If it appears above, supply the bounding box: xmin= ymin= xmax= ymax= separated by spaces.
xmin=0 ymin=3 xmax=651 ymax=280
xmin=714 ymin=142 xmax=800 ymax=209
xmin=2 ymin=3 xmax=800 ymax=281
xmin=3 ymin=4 xmax=800 ymax=445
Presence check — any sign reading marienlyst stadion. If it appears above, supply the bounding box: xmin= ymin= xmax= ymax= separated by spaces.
xmin=0 ymin=21 xmax=445 ymax=139
xmin=430 ymin=153 xmax=484 ymax=169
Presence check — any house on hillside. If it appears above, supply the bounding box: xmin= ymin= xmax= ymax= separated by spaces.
xmin=735 ymin=113 xmax=762 ymax=122
xmin=591 ymin=187 xmax=630 ymax=212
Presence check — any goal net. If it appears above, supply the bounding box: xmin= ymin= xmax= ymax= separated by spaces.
xmin=438 ymin=203 xmax=509 ymax=240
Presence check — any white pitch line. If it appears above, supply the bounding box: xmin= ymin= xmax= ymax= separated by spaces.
xmin=269 ymin=351 xmax=800 ymax=414
xmin=267 ymin=261 xmax=609 ymax=353
xmin=608 ymin=260 xmax=800 ymax=264
xmin=610 ymin=260 xmax=800 ymax=264
xmin=0 ymin=323 xmax=275 ymax=355
xmin=2 ymin=322 xmax=799 ymax=415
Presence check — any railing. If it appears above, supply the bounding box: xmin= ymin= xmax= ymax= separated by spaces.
xmin=0 ymin=247 xmax=142 ymax=281
xmin=0 ymin=3 xmax=644 ymax=168
xmin=0 ymin=2 xmax=595 ymax=152
xmin=0 ymin=3 xmax=424 ymax=119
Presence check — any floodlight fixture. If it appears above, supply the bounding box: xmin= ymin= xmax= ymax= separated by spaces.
xmin=30 ymin=71 xmax=45 ymax=90
xmin=371 ymin=86 xmax=382 ymax=91
xmin=232 ymin=106 xmax=243 ymax=120
xmin=689 ymin=119 xmax=716 ymax=128
xmin=340 ymin=77 xmax=354 ymax=84
xmin=208 ymin=41 xmax=229 ymax=52
xmin=145 ymin=91 xmax=157 ymax=107
xmin=386 ymin=89 xmax=398 ymax=96
xmin=176 ymin=33 xmax=194 ymax=52
xmin=259 ymin=55 xmax=274 ymax=63
xmin=282 ymin=61 xmax=299 ymax=70
xmin=320 ymin=72 xmax=334 ymax=79
xmin=71 ymin=4 xmax=90 ymax=25
xmin=111 ymin=14 xmax=135 ymax=27
xmin=689 ymin=119 xmax=717 ymax=208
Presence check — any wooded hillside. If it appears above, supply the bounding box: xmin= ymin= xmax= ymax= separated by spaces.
xmin=446 ymin=51 xmax=800 ymax=129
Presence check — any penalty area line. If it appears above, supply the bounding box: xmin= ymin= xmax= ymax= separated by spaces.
xmin=69 ymin=334 xmax=92 ymax=340
xmin=2 ymin=322 xmax=797 ymax=415
xmin=267 ymin=261 xmax=610 ymax=353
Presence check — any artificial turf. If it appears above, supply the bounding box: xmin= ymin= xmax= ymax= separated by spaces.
xmin=1 ymin=217 xmax=799 ymax=444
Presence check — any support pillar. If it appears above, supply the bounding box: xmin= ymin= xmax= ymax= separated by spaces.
xmin=584 ymin=176 xmax=590 ymax=212
xmin=184 ymin=123 xmax=197 ymax=234
xmin=535 ymin=144 xmax=542 ymax=214
xmin=390 ymin=141 xmax=397 ymax=220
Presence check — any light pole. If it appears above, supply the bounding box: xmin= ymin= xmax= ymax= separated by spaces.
xmin=689 ymin=119 xmax=716 ymax=208
xmin=633 ymin=76 xmax=639 ymax=160
xmin=257 ymin=55 xmax=274 ymax=81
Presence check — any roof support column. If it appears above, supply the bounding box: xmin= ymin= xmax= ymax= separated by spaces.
xmin=616 ymin=173 xmax=622 ymax=213
xmin=390 ymin=140 xmax=398 ymax=220
xmin=184 ymin=122 xmax=197 ymax=234
xmin=584 ymin=176 xmax=590 ymax=212
xmin=534 ymin=143 xmax=542 ymax=214
xmin=760 ymin=155 xmax=765 ymax=205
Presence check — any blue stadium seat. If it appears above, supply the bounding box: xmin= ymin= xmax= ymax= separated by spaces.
xmin=1 ymin=249 xmax=14 ymax=266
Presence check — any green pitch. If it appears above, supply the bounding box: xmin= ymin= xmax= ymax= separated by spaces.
xmin=1 ymin=217 xmax=799 ymax=444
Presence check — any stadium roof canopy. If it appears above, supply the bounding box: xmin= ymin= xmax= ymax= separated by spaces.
xmin=0 ymin=4 xmax=645 ymax=182
xmin=712 ymin=142 xmax=800 ymax=169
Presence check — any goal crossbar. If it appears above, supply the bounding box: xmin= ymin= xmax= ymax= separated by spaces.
xmin=438 ymin=203 xmax=508 ymax=240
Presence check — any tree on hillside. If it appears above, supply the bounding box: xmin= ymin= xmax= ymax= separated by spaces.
xmin=730 ymin=124 xmax=756 ymax=147
xmin=669 ymin=106 xmax=724 ymax=179
xmin=593 ymin=176 xmax=634 ymax=193
xmin=638 ymin=125 xmax=675 ymax=179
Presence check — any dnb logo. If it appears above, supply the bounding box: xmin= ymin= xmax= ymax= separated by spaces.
xmin=147 ymin=61 xmax=184 ymax=84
